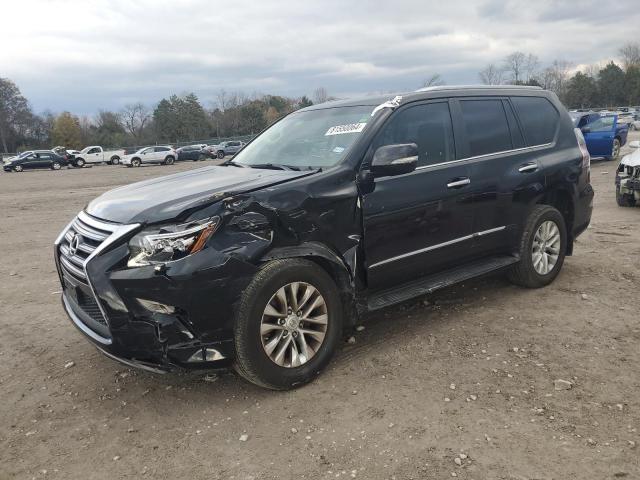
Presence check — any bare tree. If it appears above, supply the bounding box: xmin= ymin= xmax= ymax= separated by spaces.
xmin=503 ymin=51 xmax=527 ymax=84
xmin=524 ymin=53 xmax=540 ymax=83
xmin=313 ymin=87 xmax=329 ymax=104
xmin=121 ymin=102 xmax=150 ymax=142
xmin=422 ymin=73 xmax=445 ymax=88
xmin=478 ymin=64 xmax=504 ymax=85
xmin=538 ymin=60 xmax=573 ymax=96
xmin=619 ymin=42 xmax=640 ymax=70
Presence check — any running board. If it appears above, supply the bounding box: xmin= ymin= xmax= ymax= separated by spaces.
xmin=367 ymin=255 xmax=520 ymax=311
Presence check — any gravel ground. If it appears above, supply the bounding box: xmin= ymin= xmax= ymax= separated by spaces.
xmin=0 ymin=137 xmax=639 ymax=480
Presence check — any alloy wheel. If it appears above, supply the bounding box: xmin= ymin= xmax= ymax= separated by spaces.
xmin=532 ymin=220 xmax=561 ymax=275
xmin=260 ymin=282 xmax=328 ymax=368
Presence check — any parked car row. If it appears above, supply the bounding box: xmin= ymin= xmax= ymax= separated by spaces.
xmin=2 ymin=140 xmax=248 ymax=173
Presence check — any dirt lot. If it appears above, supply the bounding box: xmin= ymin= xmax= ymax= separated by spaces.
xmin=1 ymin=139 xmax=639 ymax=480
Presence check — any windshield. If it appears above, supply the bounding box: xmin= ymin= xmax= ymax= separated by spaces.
xmin=233 ymin=105 xmax=373 ymax=169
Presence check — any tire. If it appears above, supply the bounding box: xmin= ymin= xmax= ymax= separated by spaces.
xmin=616 ymin=186 xmax=636 ymax=207
xmin=52 ymin=162 xmax=62 ymax=170
xmin=131 ymin=158 xmax=141 ymax=167
xmin=111 ymin=156 xmax=120 ymax=165
xmin=75 ymin=158 xmax=85 ymax=168
xmin=14 ymin=165 xmax=23 ymax=172
xmin=165 ymin=156 xmax=175 ymax=165
xmin=234 ymin=259 xmax=343 ymax=390
xmin=507 ymin=205 xmax=567 ymax=289
xmin=608 ymin=138 xmax=621 ymax=161
xmin=217 ymin=150 xmax=225 ymax=159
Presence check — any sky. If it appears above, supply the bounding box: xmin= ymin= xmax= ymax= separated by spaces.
xmin=2 ymin=0 xmax=639 ymax=116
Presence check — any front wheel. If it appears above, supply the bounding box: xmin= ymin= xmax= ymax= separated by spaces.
xmin=234 ymin=259 xmax=343 ymax=390
xmin=217 ymin=150 xmax=225 ymax=159
xmin=14 ymin=165 xmax=23 ymax=172
xmin=75 ymin=158 xmax=85 ymax=168
xmin=131 ymin=158 xmax=141 ymax=167
xmin=507 ymin=205 xmax=567 ymax=288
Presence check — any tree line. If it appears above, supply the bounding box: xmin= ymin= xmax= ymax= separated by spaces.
xmin=0 ymin=81 xmax=322 ymax=153
xmin=474 ymin=42 xmax=640 ymax=109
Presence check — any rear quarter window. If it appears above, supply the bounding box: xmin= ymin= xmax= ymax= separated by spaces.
xmin=511 ymin=96 xmax=559 ymax=146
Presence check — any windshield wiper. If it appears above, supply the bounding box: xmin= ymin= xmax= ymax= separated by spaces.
xmin=222 ymin=159 xmax=246 ymax=168
xmin=246 ymin=163 xmax=301 ymax=171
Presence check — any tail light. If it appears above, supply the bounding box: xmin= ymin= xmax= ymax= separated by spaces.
xmin=574 ymin=128 xmax=591 ymax=182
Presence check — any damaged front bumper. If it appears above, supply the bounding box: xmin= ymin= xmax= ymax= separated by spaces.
xmin=616 ymin=161 xmax=640 ymax=202
xmin=54 ymin=211 xmax=257 ymax=373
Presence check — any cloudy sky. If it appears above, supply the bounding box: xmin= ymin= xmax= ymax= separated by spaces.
xmin=2 ymin=0 xmax=638 ymax=115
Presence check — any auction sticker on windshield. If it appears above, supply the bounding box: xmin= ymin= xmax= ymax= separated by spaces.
xmin=325 ymin=123 xmax=366 ymax=136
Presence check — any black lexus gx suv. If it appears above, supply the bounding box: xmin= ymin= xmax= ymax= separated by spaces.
xmin=55 ymin=86 xmax=593 ymax=389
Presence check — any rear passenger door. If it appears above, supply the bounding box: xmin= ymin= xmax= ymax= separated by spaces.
xmin=361 ymin=100 xmax=474 ymax=290
xmin=454 ymin=95 xmax=558 ymax=257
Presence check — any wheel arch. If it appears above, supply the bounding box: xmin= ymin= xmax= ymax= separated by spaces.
xmin=536 ymin=188 xmax=575 ymax=255
xmin=259 ymin=242 xmax=358 ymax=326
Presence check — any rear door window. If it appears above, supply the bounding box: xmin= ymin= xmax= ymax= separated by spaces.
xmin=459 ymin=99 xmax=512 ymax=157
xmin=375 ymin=102 xmax=456 ymax=167
xmin=511 ymin=96 xmax=559 ymax=145
xmin=586 ymin=115 xmax=615 ymax=132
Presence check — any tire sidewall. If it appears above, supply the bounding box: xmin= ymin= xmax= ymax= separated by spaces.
xmin=235 ymin=260 xmax=343 ymax=389
xmin=521 ymin=208 xmax=567 ymax=286
xmin=217 ymin=151 xmax=225 ymax=159
xmin=132 ymin=159 xmax=141 ymax=167
xmin=111 ymin=157 xmax=120 ymax=165
xmin=52 ymin=162 xmax=61 ymax=170
xmin=166 ymin=156 xmax=174 ymax=165
xmin=75 ymin=159 xmax=85 ymax=167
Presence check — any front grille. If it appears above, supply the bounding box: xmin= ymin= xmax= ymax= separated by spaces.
xmin=57 ymin=212 xmax=118 ymax=329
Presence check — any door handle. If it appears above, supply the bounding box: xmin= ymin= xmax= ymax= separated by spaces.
xmin=447 ymin=177 xmax=471 ymax=188
xmin=518 ymin=163 xmax=538 ymax=173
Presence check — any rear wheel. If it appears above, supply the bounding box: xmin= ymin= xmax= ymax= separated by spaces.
xmin=111 ymin=156 xmax=120 ymax=165
xmin=609 ymin=138 xmax=621 ymax=161
xmin=131 ymin=158 xmax=141 ymax=167
xmin=51 ymin=162 xmax=62 ymax=170
xmin=234 ymin=259 xmax=343 ymax=390
xmin=165 ymin=156 xmax=175 ymax=165
xmin=507 ymin=205 xmax=567 ymax=288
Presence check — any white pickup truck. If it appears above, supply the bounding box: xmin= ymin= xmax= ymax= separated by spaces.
xmin=72 ymin=146 xmax=126 ymax=167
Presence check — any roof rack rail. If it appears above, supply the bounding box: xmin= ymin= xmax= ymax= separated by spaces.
xmin=415 ymin=84 xmax=543 ymax=92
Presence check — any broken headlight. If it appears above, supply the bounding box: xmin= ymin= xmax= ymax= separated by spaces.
xmin=127 ymin=217 xmax=220 ymax=267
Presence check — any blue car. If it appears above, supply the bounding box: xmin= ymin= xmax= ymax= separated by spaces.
xmin=570 ymin=112 xmax=628 ymax=160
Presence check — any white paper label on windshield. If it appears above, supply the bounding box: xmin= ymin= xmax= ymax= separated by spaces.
xmin=325 ymin=123 xmax=366 ymax=136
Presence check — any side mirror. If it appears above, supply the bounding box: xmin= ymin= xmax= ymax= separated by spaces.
xmin=581 ymin=126 xmax=591 ymax=134
xmin=371 ymin=143 xmax=418 ymax=177
xmin=630 ymin=140 xmax=640 ymax=149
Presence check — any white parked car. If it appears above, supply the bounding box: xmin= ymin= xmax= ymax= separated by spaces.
xmin=616 ymin=140 xmax=640 ymax=206
xmin=72 ymin=146 xmax=127 ymax=167
xmin=121 ymin=146 xmax=177 ymax=167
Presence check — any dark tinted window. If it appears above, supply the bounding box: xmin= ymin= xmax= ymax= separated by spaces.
xmin=460 ymin=99 xmax=512 ymax=157
xmin=511 ymin=96 xmax=559 ymax=145
xmin=39 ymin=153 xmax=52 ymax=160
xmin=376 ymin=102 xmax=455 ymax=167
xmin=155 ymin=147 xmax=170 ymax=152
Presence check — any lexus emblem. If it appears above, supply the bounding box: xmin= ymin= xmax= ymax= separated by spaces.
xmin=69 ymin=233 xmax=82 ymax=256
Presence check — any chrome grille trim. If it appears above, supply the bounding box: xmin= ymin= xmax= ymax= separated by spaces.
xmin=54 ymin=211 xmax=140 ymax=331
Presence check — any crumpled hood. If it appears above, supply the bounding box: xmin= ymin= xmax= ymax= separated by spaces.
xmin=620 ymin=148 xmax=640 ymax=168
xmin=86 ymin=165 xmax=311 ymax=224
